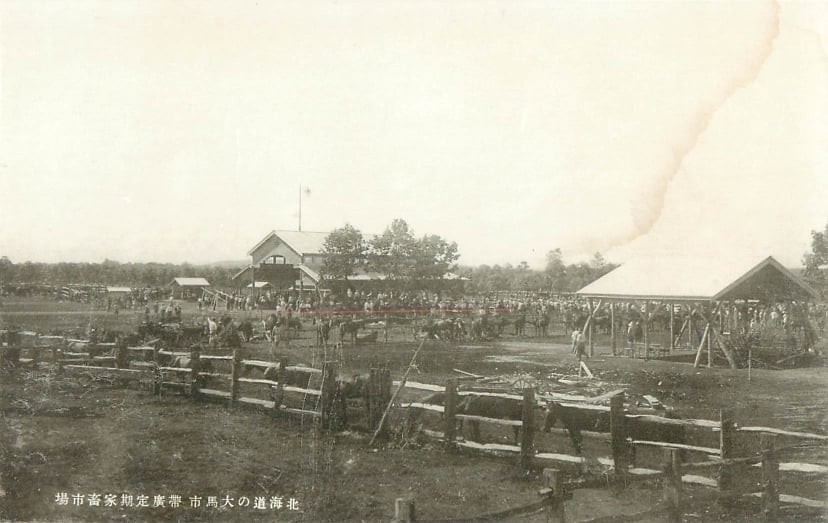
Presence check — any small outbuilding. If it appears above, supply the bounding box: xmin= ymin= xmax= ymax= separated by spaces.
xmin=170 ymin=277 xmax=211 ymax=300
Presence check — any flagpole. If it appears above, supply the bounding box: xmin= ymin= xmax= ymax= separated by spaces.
xmin=298 ymin=184 xmax=302 ymax=232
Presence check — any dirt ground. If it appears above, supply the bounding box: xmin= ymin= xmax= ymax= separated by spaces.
xmin=1 ymin=297 xmax=827 ymax=521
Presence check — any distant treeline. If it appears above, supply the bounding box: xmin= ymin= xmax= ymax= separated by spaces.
xmin=0 ymin=249 xmax=617 ymax=294
xmin=456 ymin=249 xmax=618 ymax=294
xmin=0 ymin=257 xmax=240 ymax=288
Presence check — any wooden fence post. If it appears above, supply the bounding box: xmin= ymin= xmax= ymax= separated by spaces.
xmin=229 ymin=349 xmax=240 ymax=407
xmin=444 ymin=379 xmax=458 ymax=451
xmin=152 ymin=346 xmax=161 ymax=395
xmin=610 ymin=393 xmax=628 ymax=479
xmin=663 ymin=448 xmax=683 ymax=523
xmin=718 ymin=409 xmax=735 ymax=506
xmin=320 ymin=362 xmax=338 ymax=431
xmin=544 ymin=468 xmax=566 ymax=523
xmin=190 ymin=346 xmax=201 ymax=398
xmin=520 ymin=386 xmax=535 ymax=471
xmin=761 ymin=434 xmax=779 ymax=521
xmin=392 ymin=497 xmax=415 ymax=522
xmin=52 ymin=347 xmax=63 ymax=375
xmin=273 ymin=357 xmax=287 ymax=418
xmin=115 ymin=337 xmax=127 ymax=370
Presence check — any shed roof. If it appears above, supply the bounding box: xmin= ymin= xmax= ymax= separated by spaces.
xmin=576 ymin=255 xmax=816 ymax=302
xmin=106 ymin=286 xmax=131 ymax=293
xmin=246 ymin=281 xmax=272 ymax=289
xmin=171 ymin=277 xmax=210 ymax=287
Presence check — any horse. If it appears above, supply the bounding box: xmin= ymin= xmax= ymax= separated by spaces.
xmin=543 ymin=401 xmax=609 ymax=455
xmin=457 ymin=395 xmax=524 ymax=445
xmin=338 ymin=319 xmax=366 ymax=344
xmin=167 ymin=355 xmax=214 ymax=388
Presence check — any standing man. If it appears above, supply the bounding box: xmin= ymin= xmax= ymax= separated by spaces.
xmin=571 ymin=327 xmax=586 ymax=358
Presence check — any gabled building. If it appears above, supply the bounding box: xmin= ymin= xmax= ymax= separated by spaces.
xmin=233 ymin=230 xmax=327 ymax=291
xmin=235 ymin=229 xmax=467 ymax=294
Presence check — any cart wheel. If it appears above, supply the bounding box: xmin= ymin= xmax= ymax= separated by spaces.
xmin=511 ymin=377 xmax=535 ymax=391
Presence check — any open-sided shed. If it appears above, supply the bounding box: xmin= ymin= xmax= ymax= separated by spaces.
xmin=576 ymin=256 xmax=817 ymax=368
xmin=170 ymin=277 xmax=211 ymax=299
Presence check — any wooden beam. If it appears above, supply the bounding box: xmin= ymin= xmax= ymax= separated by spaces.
xmin=643 ymin=301 xmax=650 ymax=360
xmin=610 ymin=303 xmax=617 ymax=355
xmin=693 ymin=324 xmax=709 ymax=368
xmin=707 ymin=320 xmax=712 ymax=368
xmin=669 ymin=302 xmax=674 ymax=352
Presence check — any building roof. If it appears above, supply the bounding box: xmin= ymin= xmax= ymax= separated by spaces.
xmin=246 ymin=281 xmax=272 ymax=289
xmin=171 ymin=277 xmax=210 ymax=287
xmin=296 ymin=264 xmax=322 ymax=283
xmin=247 ymin=230 xmax=330 ymax=257
xmin=106 ymin=286 xmax=131 ymax=293
xmin=576 ymin=255 xmax=817 ymax=302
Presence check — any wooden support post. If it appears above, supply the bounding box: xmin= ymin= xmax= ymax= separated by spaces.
xmin=709 ymin=322 xmax=738 ymax=370
xmin=693 ymin=324 xmax=709 ymax=368
xmin=707 ymin=322 xmax=713 ymax=368
xmin=520 ymin=386 xmax=535 ymax=471
xmin=610 ymin=393 xmax=627 ymax=479
xmin=688 ymin=309 xmax=694 ymax=349
xmin=610 ymin=303 xmax=616 ymax=356
xmin=544 ymin=468 xmax=566 ymax=523
xmin=761 ymin=434 xmax=779 ymax=521
xmin=392 ymin=497 xmax=415 ymax=522
xmin=444 ymin=378 xmax=458 ymax=451
xmin=229 ymin=349 xmax=240 ymax=406
xmin=669 ymin=303 xmax=675 ymax=353
xmin=190 ymin=346 xmax=201 ymax=398
xmin=662 ymin=449 xmax=683 ymax=523
xmin=643 ymin=301 xmax=650 ymax=360
xmin=718 ymin=409 xmax=735 ymax=506
xmin=587 ymin=299 xmax=594 ymax=358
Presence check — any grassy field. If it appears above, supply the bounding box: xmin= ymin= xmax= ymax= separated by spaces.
xmin=1 ymin=297 xmax=827 ymax=521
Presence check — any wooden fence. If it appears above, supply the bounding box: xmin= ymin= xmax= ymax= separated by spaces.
xmin=398 ymin=379 xmax=828 ymax=521
xmin=0 ymin=334 xmax=391 ymax=434
xmin=3 ymin=335 xmax=826 ymax=520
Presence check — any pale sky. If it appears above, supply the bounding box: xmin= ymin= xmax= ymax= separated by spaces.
xmin=1 ymin=1 xmax=826 ymax=269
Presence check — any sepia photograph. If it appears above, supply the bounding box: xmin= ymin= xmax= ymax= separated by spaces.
xmin=1 ymin=1 xmax=827 ymax=521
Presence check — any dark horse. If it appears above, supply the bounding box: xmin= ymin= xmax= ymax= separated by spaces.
xmin=544 ymin=401 xmax=686 ymax=455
